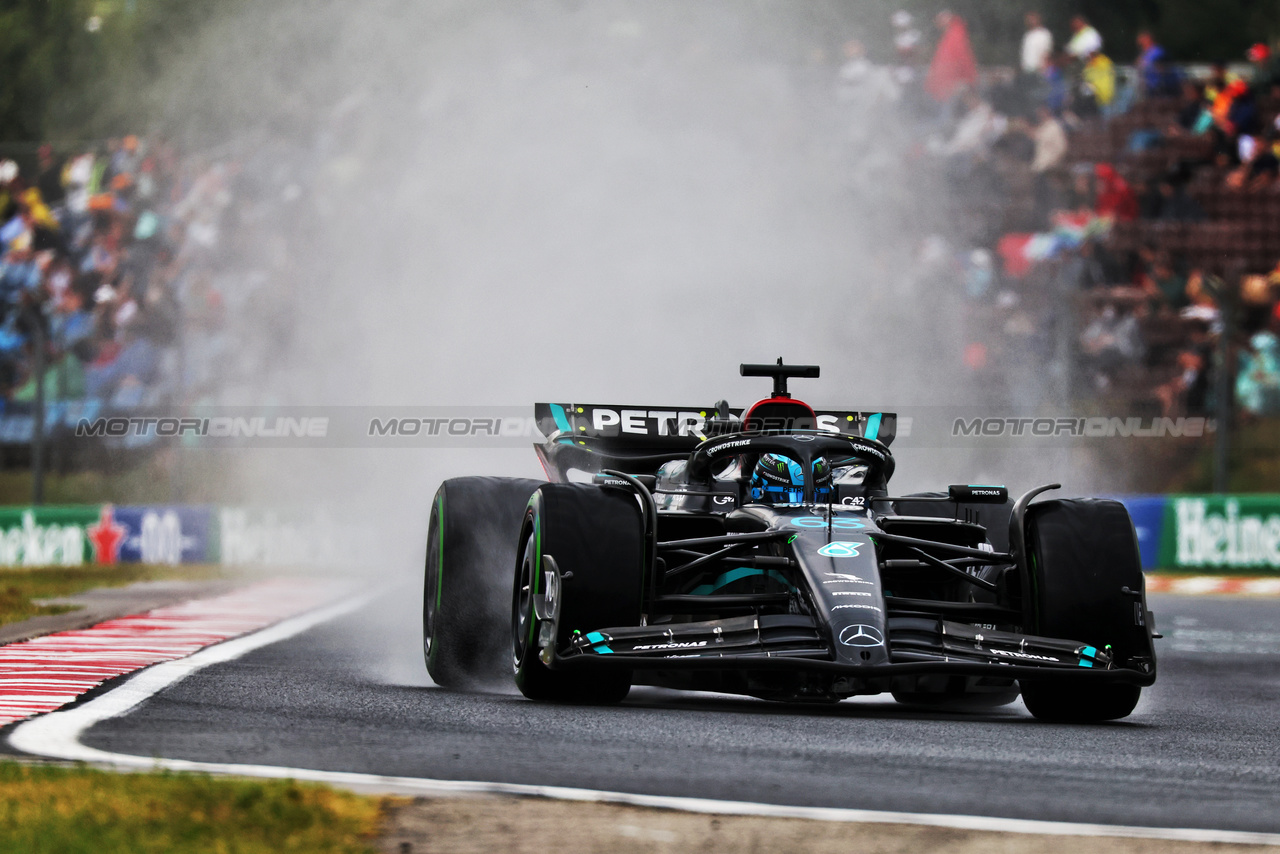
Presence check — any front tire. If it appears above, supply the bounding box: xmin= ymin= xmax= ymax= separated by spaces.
xmin=1018 ymin=498 xmax=1153 ymax=722
xmin=1020 ymin=680 xmax=1140 ymax=722
xmin=513 ymin=484 xmax=645 ymax=703
xmin=892 ymin=681 xmax=1020 ymax=710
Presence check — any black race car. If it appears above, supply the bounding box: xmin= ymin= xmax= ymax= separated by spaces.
xmin=424 ymin=361 xmax=1158 ymax=721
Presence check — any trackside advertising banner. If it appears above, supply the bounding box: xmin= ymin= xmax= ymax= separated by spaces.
xmin=1118 ymin=496 xmax=1165 ymax=570
xmin=215 ymin=508 xmax=374 ymax=567
xmin=0 ymin=504 xmax=373 ymax=568
xmin=0 ymin=505 xmax=215 ymax=567
xmin=1077 ymin=495 xmax=1280 ymax=573
xmin=114 ymin=506 xmax=216 ymax=565
xmin=1158 ymin=495 xmax=1280 ymax=572
xmin=0 ymin=507 xmax=101 ymax=566
xmin=0 ymin=496 xmax=1276 ymax=572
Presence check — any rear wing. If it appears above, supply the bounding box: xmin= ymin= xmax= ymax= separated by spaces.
xmin=534 ymin=403 xmax=896 ymax=448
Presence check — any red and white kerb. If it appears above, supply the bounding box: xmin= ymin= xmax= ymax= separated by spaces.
xmin=0 ymin=579 xmax=342 ymax=726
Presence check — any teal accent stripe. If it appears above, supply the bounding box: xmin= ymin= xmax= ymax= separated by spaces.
xmin=550 ymin=403 xmax=573 ymax=433
xmin=864 ymin=412 xmax=882 ymax=441
xmin=1078 ymin=659 xmax=1094 ymax=667
xmin=585 ymin=631 xmax=605 ymax=643
xmin=593 ymin=645 xmax=614 ymax=654
xmin=550 ymin=403 xmax=576 ymax=445
xmin=1079 ymin=645 xmax=1097 ymax=667
xmin=690 ymin=567 xmax=796 ymax=596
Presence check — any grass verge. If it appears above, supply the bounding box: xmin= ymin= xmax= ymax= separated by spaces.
xmin=0 ymin=451 xmax=246 ymax=505
xmin=0 ymin=563 xmax=227 ymax=627
xmin=0 ymin=762 xmax=390 ymax=854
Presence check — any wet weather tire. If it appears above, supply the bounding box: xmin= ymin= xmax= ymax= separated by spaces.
xmin=513 ymin=483 xmax=644 ymax=704
xmin=424 ymin=477 xmax=544 ymax=690
xmin=1018 ymin=498 xmax=1152 ymax=722
xmin=1020 ymin=680 xmax=1140 ymax=723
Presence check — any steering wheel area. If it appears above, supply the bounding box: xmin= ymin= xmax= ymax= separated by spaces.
xmin=687 ymin=430 xmax=894 ymax=504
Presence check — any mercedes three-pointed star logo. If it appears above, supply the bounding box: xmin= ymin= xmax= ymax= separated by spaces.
xmin=838 ymin=624 xmax=884 ymax=647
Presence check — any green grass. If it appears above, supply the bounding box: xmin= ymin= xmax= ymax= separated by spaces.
xmin=0 ymin=564 xmax=227 ymax=627
xmin=0 ymin=762 xmax=389 ymax=854
xmin=0 ymin=468 xmax=176 ymax=506
xmin=1171 ymin=416 xmax=1280 ymax=493
xmin=1076 ymin=414 xmax=1280 ymax=495
xmin=0 ymin=452 xmax=246 ymax=506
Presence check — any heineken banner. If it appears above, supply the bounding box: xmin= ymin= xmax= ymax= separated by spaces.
xmin=216 ymin=507 xmax=374 ymax=567
xmin=0 ymin=505 xmax=214 ymax=567
xmin=0 ymin=506 xmax=102 ymax=566
xmin=1159 ymin=495 xmax=1280 ymax=572
xmin=0 ymin=504 xmax=361 ymax=568
xmin=0 ymin=496 xmax=1276 ymax=572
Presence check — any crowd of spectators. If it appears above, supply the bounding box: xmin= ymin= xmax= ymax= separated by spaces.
xmin=5 ymin=9 xmax=1280 ymax=464
xmin=837 ymin=9 xmax=1280 ymax=422
xmin=0 ymin=134 xmax=296 ymax=436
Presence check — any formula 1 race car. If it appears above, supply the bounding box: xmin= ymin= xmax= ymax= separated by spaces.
xmin=424 ymin=361 xmax=1158 ymax=721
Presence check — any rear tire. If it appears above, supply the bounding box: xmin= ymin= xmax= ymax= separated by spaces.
xmin=1018 ymin=498 xmax=1152 ymax=722
xmin=424 ymin=477 xmax=544 ymax=690
xmin=513 ymin=483 xmax=645 ymax=703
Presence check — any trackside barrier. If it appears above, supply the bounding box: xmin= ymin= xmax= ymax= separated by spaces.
xmin=1098 ymin=495 xmax=1280 ymax=573
xmin=1117 ymin=495 xmax=1165 ymax=570
xmin=0 ymin=505 xmax=216 ymax=567
xmin=1156 ymin=495 xmax=1280 ymax=573
xmin=0 ymin=497 xmax=1276 ymax=572
xmin=0 ymin=505 xmax=376 ymax=568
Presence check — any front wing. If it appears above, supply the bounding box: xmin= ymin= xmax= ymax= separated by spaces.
xmin=552 ymin=613 xmax=1154 ymax=686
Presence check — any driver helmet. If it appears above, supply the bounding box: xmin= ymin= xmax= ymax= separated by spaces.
xmin=750 ymin=453 xmax=832 ymax=504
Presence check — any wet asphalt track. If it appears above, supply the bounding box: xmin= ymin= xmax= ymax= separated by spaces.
xmin=43 ymin=586 xmax=1280 ymax=833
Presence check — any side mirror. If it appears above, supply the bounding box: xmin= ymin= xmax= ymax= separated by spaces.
xmin=948 ymin=484 xmax=1009 ymax=503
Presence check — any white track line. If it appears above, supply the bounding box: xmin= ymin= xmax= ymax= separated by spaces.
xmin=10 ymin=599 xmax=1280 ymax=847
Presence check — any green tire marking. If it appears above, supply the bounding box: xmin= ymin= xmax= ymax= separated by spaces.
xmin=1029 ymin=549 xmax=1041 ymax=631
xmin=434 ymin=493 xmax=445 ymax=614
